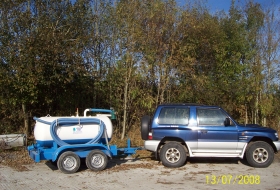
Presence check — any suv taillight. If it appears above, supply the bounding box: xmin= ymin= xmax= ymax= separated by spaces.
xmin=148 ymin=132 xmax=152 ymax=140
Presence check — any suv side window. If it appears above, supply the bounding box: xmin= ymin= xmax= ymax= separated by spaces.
xmin=197 ymin=108 xmax=227 ymax=126
xmin=158 ymin=107 xmax=189 ymax=125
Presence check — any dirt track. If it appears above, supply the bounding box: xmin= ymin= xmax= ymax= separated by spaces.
xmin=1 ymin=154 xmax=280 ymax=190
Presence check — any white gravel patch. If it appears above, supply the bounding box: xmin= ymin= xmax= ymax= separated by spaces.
xmin=0 ymin=157 xmax=279 ymax=190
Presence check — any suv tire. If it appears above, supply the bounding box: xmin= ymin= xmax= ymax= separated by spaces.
xmin=141 ymin=115 xmax=150 ymax=140
xmin=245 ymin=141 xmax=274 ymax=168
xmin=160 ymin=142 xmax=187 ymax=168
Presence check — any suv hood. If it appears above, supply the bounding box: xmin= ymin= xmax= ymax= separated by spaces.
xmin=239 ymin=124 xmax=276 ymax=133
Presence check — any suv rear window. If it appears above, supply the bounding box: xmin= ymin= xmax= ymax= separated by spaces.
xmin=158 ymin=107 xmax=189 ymax=125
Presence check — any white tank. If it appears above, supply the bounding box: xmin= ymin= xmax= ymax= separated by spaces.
xmin=34 ymin=115 xmax=113 ymax=147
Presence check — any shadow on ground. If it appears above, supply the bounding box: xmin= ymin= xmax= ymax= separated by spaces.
xmin=45 ymin=155 xmax=154 ymax=173
xmin=44 ymin=151 xmax=280 ymax=173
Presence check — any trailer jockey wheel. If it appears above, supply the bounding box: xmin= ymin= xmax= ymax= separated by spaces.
xmin=57 ymin=151 xmax=81 ymax=174
xmin=86 ymin=150 xmax=108 ymax=171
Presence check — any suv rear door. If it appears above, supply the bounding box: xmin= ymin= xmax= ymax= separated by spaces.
xmin=153 ymin=106 xmax=198 ymax=150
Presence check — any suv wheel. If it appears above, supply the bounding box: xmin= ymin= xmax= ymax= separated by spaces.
xmin=245 ymin=141 xmax=274 ymax=168
xmin=141 ymin=115 xmax=150 ymax=140
xmin=160 ymin=142 xmax=187 ymax=168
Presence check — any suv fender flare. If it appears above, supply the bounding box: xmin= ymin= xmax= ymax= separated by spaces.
xmin=157 ymin=138 xmax=189 ymax=156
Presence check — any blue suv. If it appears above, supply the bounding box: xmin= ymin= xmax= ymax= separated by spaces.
xmin=141 ymin=104 xmax=280 ymax=168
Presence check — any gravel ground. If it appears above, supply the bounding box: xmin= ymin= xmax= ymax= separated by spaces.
xmin=1 ymin=151 xmax=280 ymax=190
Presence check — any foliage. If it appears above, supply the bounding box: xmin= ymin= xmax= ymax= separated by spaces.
xmin=0 ymin=0 xmax=280 ymax=136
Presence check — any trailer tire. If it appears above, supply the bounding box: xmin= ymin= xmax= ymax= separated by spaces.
xmin=57 ymin=151 xmax=81 ymax=174
xmin=141 ymin=115 xmax=150 ymax=140
xmin=86 ymin=150 xmax=108 ymax=171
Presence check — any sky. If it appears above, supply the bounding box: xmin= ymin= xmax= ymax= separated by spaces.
xmin=177 ymin=0 xmax=280 ymax=13
xmin=207 ymin=0 xmax=280 ymax=13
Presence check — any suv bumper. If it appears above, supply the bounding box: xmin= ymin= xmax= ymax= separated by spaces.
xmin=273 ymin=141 xmax=280 ymax=151
xmin=144 ymin=140 xmax=160 ymax=152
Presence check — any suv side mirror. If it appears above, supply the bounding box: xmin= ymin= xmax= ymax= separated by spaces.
xmin=224 ymin=118 xmax=231 ymax=126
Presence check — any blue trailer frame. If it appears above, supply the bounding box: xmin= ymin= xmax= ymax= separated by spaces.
xmin=27 ymin=108 xmax=141 ymax=174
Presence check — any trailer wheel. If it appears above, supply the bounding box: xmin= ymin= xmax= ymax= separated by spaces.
xmin=57 ymin=151 xmax=81 ymax=174
xmin=86 ymin=150 xmax=108 ymax=171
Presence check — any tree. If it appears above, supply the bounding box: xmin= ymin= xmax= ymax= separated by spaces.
xmin=258 ymin=1 xmax=280 ymax=127
xmin=0 ymin=0 xmax=92 ymax=134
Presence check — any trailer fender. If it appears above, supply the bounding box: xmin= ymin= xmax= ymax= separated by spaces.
xmin=102 ymin=149 xmax=113 ymax=159
xmin=52 ymin=144 xmax=112 ymax=162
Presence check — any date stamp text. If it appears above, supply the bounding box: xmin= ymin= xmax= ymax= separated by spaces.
xmin=206 ymin=175 xmax=260 ymax=185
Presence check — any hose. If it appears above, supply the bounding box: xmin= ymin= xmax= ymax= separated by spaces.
xmin=33 ymin=117 xmax=105 ymax=147
xmin=34 ymin=117 xmax=52 ymax=125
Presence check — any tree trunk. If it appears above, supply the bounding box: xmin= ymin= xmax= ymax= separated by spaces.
xmin=263 ymin=117 xmax=266 ymax=127
xmin=22 ymin=103 xmax=29 ymax=144
xmin=121 ymin=80 xmax=128 ymax=140
xmin=121 ymin=61 xmax=132 ymax=140
xmin=245 ymin=104 xmax=248 ymax=124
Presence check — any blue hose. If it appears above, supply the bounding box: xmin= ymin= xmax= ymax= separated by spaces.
xmin=34 ymin=117 xmax=52 ymax=125
xmin=34 ymin=117 xmax=105 ymax=147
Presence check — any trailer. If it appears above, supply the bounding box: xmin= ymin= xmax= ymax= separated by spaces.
xmin=27 ymin=108 xmax=141 ymax=174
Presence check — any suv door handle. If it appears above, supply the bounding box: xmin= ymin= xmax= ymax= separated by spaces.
xmin=201 ymin=130 xmax=208 ymax=134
